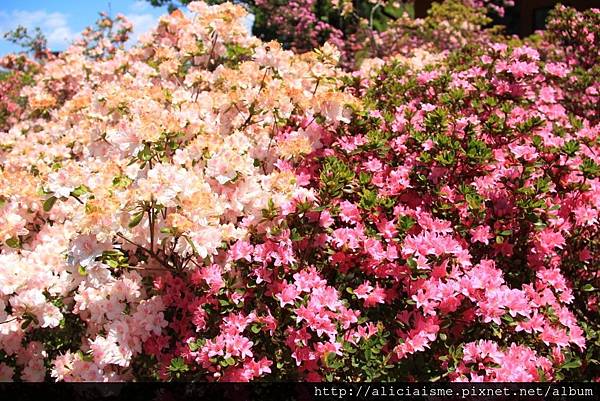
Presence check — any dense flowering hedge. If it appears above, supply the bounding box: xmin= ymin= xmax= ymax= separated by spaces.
xmin=0 ymin=1 xmax=598 ymax=382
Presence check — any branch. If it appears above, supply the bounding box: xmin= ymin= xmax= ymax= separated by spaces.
xmin=116 ymin=232 xmax=170 ymax=268
xmin=0 ymin=317 xmax=18 ymax=325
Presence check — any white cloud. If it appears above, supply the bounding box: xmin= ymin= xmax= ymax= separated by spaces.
xmin=0 ymin=10 xmax=77 ymax=50
xmin=123 ymin=1 xmax=161 ymax=43
xmin=129 ymin=1 xmax=151 ymax=13
xmin=126 ymin=13 xmax=159 ymax=42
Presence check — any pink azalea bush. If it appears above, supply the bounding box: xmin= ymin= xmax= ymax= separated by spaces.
xmin=0 ymin=0 xmax=598 ymax=382
xmin=376 ymin=0 xmax=506 ymax=59
xmin=0 ymin=59 xmax=30 ymax=132
xmin=250 ymin=0 xmax=516 ymax=68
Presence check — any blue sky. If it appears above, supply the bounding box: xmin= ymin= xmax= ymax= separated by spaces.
xmin=0 ymin=1 xmax=170 ymax=55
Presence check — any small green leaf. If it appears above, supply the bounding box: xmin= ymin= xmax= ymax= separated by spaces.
xmin=184 ymin=235 xmax=199 ymax=256
xmin=128 ymin=211 xmax=144 ymax=228
xmin=582 ymin=284 xmax=595 ymax=292
xmin=43 ymin=196 xmax=58 ymax=212
xmin=561 ymin=359 xmax=582 ymax=370
xmin=112 ymin=175 xmax=133 ymax=188
xmin=168 ymin=357 xmax=189 ymax=373
xmin=359 ymin=171 xmax=372 ymax=185
xmin=71 ymin=185 xmax=91 ymax=197
xmin=139 ymin=144 xmax=152 ymax=161
xmin=5 ymin=237 xmax=20 ymax=248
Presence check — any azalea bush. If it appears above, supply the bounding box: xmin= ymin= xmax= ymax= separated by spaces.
xmin=0 ymin=57 xmax=32 ymax=132
xmin=146 ymin=1 xmax=515 ymax=68
xmin=0 ymin=0 xmax=598 ymax=383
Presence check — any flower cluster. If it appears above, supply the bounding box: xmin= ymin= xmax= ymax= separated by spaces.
xmin=0 ymin=55 xmax=40 ymax=131
xmin=0 ymin=0 xmax=597 ymax=383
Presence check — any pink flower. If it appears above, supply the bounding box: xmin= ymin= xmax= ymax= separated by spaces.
xmin=293 ymin=268 xmax=326 ymax=293
xmin=508 ymin=61 xmax=539 ymax=78
xmin=539 ymin=86 xmax=557 ymax=103
xmin=198 ymin=264 xmax=224 ymax=293
xmin=338 ymin=200 xmax=360 ymax=224
xmin=330 ymin=227 xmax=362 ymax=250
xmin=354 ymin=282 xmax=373 ymax=300
xmin=363 ymin=157 xmax=382 ymax=172
xmin=470 ymin=225 xmax=492 ymax=245
xmin=227 ymin=334 xmax=254 ymax=359
xmin=421 ymin=103 xmax=436 ymax=112
xmin=509 ymin=143 xmax=538 ymax=161
xmin=229 ymin=240 xmax=254 ymax=262
xmin=364 ymin=286 xmax=386 ymax=307
xmin=516 ymin=312 xmax=545 ymax=334
xmin=545 ymin=62 xmax=569 ymax=78
xmin=319 ymin=210 xmax=334 ymax=227
xmin=537 ymin=229 xmax=565 ymax=253
xmin=310 ymin=286 xmax=341 ymax=312
xmin=275 ymin=282 xmax=301 ymax=307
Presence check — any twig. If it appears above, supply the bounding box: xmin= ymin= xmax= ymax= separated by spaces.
xmin=0 ymin=317 xmax=18 ymax=325
xmin=240 ymin=67 xmax=270 ymax=130
xmin=116 ymin=232 xmax=170 ymax=268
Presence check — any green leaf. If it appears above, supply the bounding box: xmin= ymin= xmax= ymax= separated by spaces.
xmin=139 ymin=144 xmax=152 ymax=161
xmin=324 ymin=352 xmax=337 ymax=369
xmin=560 ymin=359 xmax=582 ymax=370
xmin=359 ymin=188 xmax=377 ymax=209
xmin=161 ymin=227 xmax=177 ymax=235
xmin=5 ymin=237 xmax=20 ymax=248
xmin=582 ymin=284 xmax=595 ymax=292
xmin=320 ymin=156 xmax=355 ymax=198
xmin=71 ymin=185 xmax=90 ymax=197
xmin=184 ymin=235 xmax=199 ymax=256
xmin=112 ymin=175 xmax=133 ymax=188
xmin=359 ymin=171 xmax=372 ymax=185
xmin=561 ymin=140 xmax=580 ymax=156
xmin=43 ymin=196 xmax=58 ymax=212
xmin=168 ymin=357 xmax=189 ymax=373
xmin=128 ymin=211 xmax=144 ymax=228
xmin=21 ymin=318 xmax=32 ymax=330
xmin=581 ymin=158 xmax=600 ymax=179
